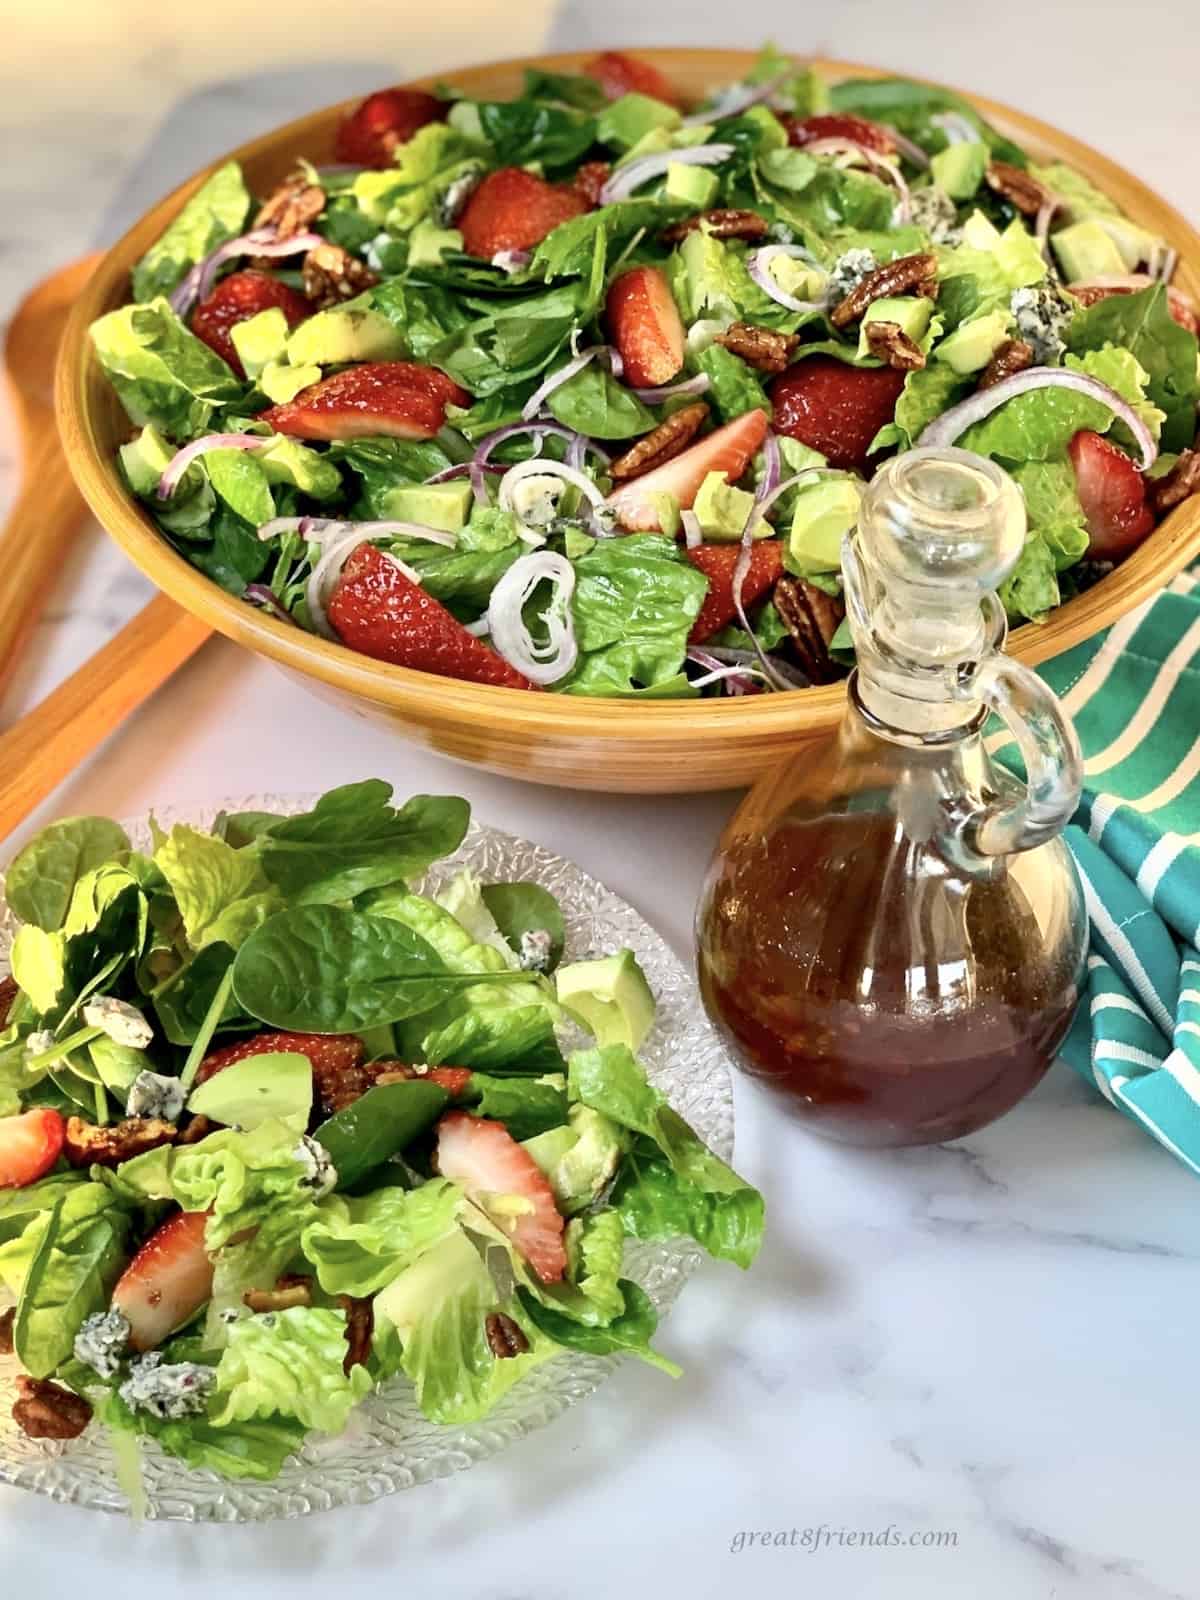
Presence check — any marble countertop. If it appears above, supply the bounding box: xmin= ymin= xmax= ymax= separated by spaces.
xmin=3 ymin=4 xmax=1199 ymax=1596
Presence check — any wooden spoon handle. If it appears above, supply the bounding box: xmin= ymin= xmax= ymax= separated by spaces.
xmin=0 ymin=427 xmax=91 ymax=693
xmin=0 ymin=594 xmax=211 ymax=840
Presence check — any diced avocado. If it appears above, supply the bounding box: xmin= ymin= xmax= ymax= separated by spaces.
xmin=118 ymin=424 xmax=175 ymax=496
xmin=377 ymin=480 xmax=472 ymax=533
xmin=787 ymin=476 xmax=862 ymax=576
xmin=563 ymin=527 xmax=596 ymax=559
xmin=1092 ymin=216 xmax=1166 ymax=273
xmin=285 ymin=304 xmax=406 ymax=366
xmin=857 ymin=295 xmax=933 ymax=359
xmin=739 ymin=103 xmax=788 ymax=153
xmin=691 ymin=471 xmax=762 ymax=541
xmin=522 ymin=1104 xmax=630 ymax=1215
xmin=764 ymin=251 xmax=826 ymax=304
xmin=1030 ymin=162 xmax=1122 ymax=221
xmin=665 ymin=161 xmax=719 ymax=209
xmin=447 ymin=100 xmax=488 ymax=146
xmin=757 ymin=146 xmax=819 ymax=194
xmin=597 ymin=91 xmax=681 ymax=151
xmin=1052 ymin=219 xmax=1128 ymax=282
xmin=185 ymin=1051 xmax=312 ymax=1133
xmin=930 ymin=140 xmax=987 ymax=201
xmin=408 ymin=220 xmax=463 ymax=268
xmin=230 ymin=307 xmax=289 ymax=380
xmin=555 ymin=948 xmax=656 ymax=1052
xmin=934 ymin=307 xmax=1013 ymax=374
xmin=259 ymin=361 xmax=321 ymax=405
xmin=961 ymin=208 xmax=1003 ymax=251
xmin=993 ymin=219 xmax=1047 ymax=289
xmin=353 ymin=169 xmax=409 ymax=223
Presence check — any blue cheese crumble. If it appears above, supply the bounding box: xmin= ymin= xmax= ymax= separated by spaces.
xmin=73 ymin=1308 xmax=131 ymax=1380
xmin=118 ymin=1352 xmax=215 ymax=1419
xmin=24 ymin=1029 xmax=56 ymax=1060
xmin=82 ymin=996 xmax=153 ymax=1050
xmin=1010 ymin=284 xmax=1073 ymax=365
xmin=909 ymin=185 xmax=961 ymax=245
xmin=827 ymin=248 xmax=878 ymax=303
xmin=126 ymin=1070 xmax=185 ymax=1123
xmin=518 ymin=928 xmax=554 ymax=972
xmin=293 ymin=1135 xmax=337 ymax=1197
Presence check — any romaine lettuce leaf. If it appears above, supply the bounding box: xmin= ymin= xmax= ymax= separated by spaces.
xmin=131 ymin=162 xmax=251 ymax=303
xmin=695 ymin=344 xmax=772 ymax=421
xmin=518 ymin=1277 xmax=680 ymax=1375
xmin=211 ymin=1306 xmax=373 ymax=1434
xmin=90 ymin=298 xmax=244 ymax=440
xmin=998 ymin=532 xmax=1061 ymax=623
xmin=463 ymin=1073 xmax=568 ymax=1139
xmin=546 ymin=362 xmax=656 ymax=439
xmin=300 ymin=1177 xmax=462 ymax=1296
xmin=959 ymin=346 xmax=1156 ymax=463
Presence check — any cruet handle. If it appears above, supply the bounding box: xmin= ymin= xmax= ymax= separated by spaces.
xmin=956 ymin=649 xmax=1083 ymax=857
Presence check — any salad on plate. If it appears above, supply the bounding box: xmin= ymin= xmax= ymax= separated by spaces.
xmin=0 ymin=782 xmax=763 ymax=1487
xmin=90 ymin=45 xmax=1200 ymax=697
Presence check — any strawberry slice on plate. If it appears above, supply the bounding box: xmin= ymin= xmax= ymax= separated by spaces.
xmin=686 ymin=542 xmax=785 ymax=643
xmin=112 ymin=1210 xmax=214 ymax=1352
xmin=784 ymin=112 xmax=898 ymax=155
xmin=1068 ymin=429 xmax=1156 ymax=558
xmin=458 ymin=167 xmax=588 ymax=260
xmin=0 ymin=1109 xmax=64 ymax=1189
xmin=770 ymin=356 xmax=905 ymax=472
xmin=194 ymin=1030 xmax=365 ymax=1087
xmin=190 ymin=269 xmax=312 ymax=377
xmin=607 ymin=410 xmax=769 ymax=532
xmin=435 ymin=1110 xmax=567 ymax=1282
xmin=329 ymin=544 xmax=537 ymax=689
xmin=583 ymin=50 xmax=682 ymax=108
xmin=334 ymin=87 xmax=446 ymax=168
xmin=606 ymin=265 xmax=686 ymax=390
xmin=260 ymin=361 xmax=470 ymax=442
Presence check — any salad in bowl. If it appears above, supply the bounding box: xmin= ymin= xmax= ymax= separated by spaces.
xmin=89 ymin=45 xmax=1200 ymax=700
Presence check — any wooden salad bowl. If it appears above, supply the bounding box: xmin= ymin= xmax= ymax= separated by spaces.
xmin=56 ymin=49 xmax=1200 ymax=793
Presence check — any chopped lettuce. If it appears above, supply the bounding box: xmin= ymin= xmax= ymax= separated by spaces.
xmin=212 ymin=1307 xmax=373 ymax=1434
xmin=300 ymin=1178 xmax=463 ymax=1297
xmin=131 ymin=162 xmax=251 ymax=303
xmin=89 ymin=299 xmax=243 ymax=441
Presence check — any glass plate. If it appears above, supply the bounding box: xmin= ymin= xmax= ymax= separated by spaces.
xmin=0 ymin=796 xmax=734 ymax=1520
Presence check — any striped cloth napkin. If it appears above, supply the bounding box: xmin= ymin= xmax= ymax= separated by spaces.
xmin=993 ymin=566 xmax=1200 ymax=1171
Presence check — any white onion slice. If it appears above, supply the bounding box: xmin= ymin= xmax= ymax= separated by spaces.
xmin=917 ymin=367 xmax=1158 ymax=470
xmin=257 ymin=516 xmax=456 ymax=547
xmin=600 ymin=144 xmax=735 ymax=205
xmin=1035 ymin=193 xmax=1064 ymax=264
xmin=158 ymin=433 xmax=271 ymax=498
xmin=306 ymin=534 xmax=421 ymax=641
xmin=930 ymin=112 xmax=978 ymax=147
xmin=485 ymin=550 xmax=578 ymax=685
xmin=680 ymin=509 xmax=703 ymax=548
xmin=632 ymin=373 xmax=712 ymax=404
xmin=746 ymin=245 xmax=824 ymax=314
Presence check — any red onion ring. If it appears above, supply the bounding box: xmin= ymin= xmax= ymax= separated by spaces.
xmin=804 ymin=138 xmax=912 ymax=224
xmin=882 ymin=126 xmax=931 ymax=170
xmin=746 ymin=246 xmax=825 ymax=314
xmin=423 ymin=461 xmax=506 ymax=485
xmin=170 ymin=229 xmax=324 ymax=318
xmin=1035 ymin=194 xmax=1065 ymax=265
xmin=257 ymin=516 xmax=457 ymax=546
xmin=521 ymin=346 xmax=623 ymax=422
xmin=600 ymin=144 xmax=735 ymax=205
xmin=492 ymin=249 xmax=533 ymax=274
xmin=680 ymin=509 xmax=703 ymax=549
xmin=158 ymin=433 xmax=271 ymax=498
xmin=243 ymin=584 xmax=295 ymax=623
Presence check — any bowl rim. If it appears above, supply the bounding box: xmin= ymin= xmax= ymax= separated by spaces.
xmin=55 ymin=47 xmax=1200 ymax=743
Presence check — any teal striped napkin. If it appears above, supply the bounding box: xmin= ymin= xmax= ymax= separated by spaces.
xmin=993 ymin=566 xmax=1200 ymax=1171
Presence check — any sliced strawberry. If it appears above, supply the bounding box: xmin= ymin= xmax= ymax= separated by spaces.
xmin=112 ymin=1210 xmax=213 ymax=1352
xmin=606 ymin=266 xmax=686 ymax=390
xmin=1069 ymin=281 xmax=1199 ymax=336
xmin=435 ymin=1110 xmax=566 ymax=1282
xmin=784 ymin=112 xmax=897 ymax=155
xmin=260 ymin=361 xmax=470 ymax=443
xmin=686 ymin=542 xmax=786 ymax=642
xmin=190 ymin=269 xmax=312 ymax=377
xmin=0 ymin=1109 xmax=64 ymax=1189
xmin=334 ymin=87 xmax=447 ymax=169
xmin=195 ymin=1030 xmax=365 ymax=1086
xmin=607 ymin=410 xmax=770 ymax=532
xmin=770 ymin=356 xmax=905 ymax=472
xmin=329 ymin=544 xmax=537 ymax=689
xmin=582 ymin=51 xmax=682 ymax=108
xmin=458 ymin=167 xmax=587 ymax=260
xmin=572 ymin=160 xmax=612 ymax=209
xmin=1068 ymin=429 xmax=1156 ymax=558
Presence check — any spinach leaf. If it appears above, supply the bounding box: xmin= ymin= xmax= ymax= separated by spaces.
xmin=429 ymin=285 xmax=586 ymax=397
xmin=480 ymin=883 xmax=566 ymax=972
xmin=14 ymin=1193 xmax=130 ymax=1378
xmin=204 ymin=449 xmax=275 ymax=527
xmin=326 ymin=438 xmax=456 ymax=515
xmin=1067 ymin=285 xmax=1200 ymax=452
xmin=368 ymin=278 xmax=471 ymax=361
xmin=522 ymin=66 xmax=607 ymax=112
xmin=311 ymin=1079 xmax=449 ymax=1188
xmin=546 ymin=362 xmax=656 ymax=439
xmin=530 ymin=199 xmax=681 ymax=281
xmin=557 ymin=640 xmax=695 ymax=699
xmin=476 ymin=101 xmax=597 ymax=171
xmin=184 ymin=506 xmax=271 ymax=595
xmin=464 ymin=1072 xmax=568 ymax=1139
xmin=154 ymin=943 xmax=245 ymax=1045
xmin=131 ymin=161 xmax=251 ymax=302
xmin=5 ymin=818 xmax=131 ymax=932
xmin=517 ymin=1279 xmax=681 ymax=1375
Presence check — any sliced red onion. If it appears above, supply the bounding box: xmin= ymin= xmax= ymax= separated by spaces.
xmin=257 ymin=516 xmax=456 ymax=546
xmin=170 ymin=229 xmax=324 ymax=318
xmin=244 ymin=584 xmax=294 ymax=624
xmin=758 ymin=428 xmax=781 ymax=506
xmin=565 ymin=432 xmax=611 ymax=472
xmin=750 ymin=468 xmax=824 ymax=529
xmin=158 ymin=433 xmax=271 ymax=498
xmin=521 ymin=346 xmax=621 ymax=422
xmin=917 ymin=367 xmax=1158 ymax=470
xmin=423 ymin=460 xmax=506 ymax=485
xmin=1035 ymin=193 xmax=1064 ymax=265
xmin=680 ymin=509 xmax=703 ymax=548
xmin=631 ymin=373 xmax=712 ymax=404
xmin=930 ymin=112 xmax=978 ymax=147
xmin=704 ymin=644 xmax=811 ymax=689
xmin=746 ymin=245 xmax=825 ymax=315
xmin=307 ymin=532 xmax=421 ymax=640
xmin=498 ymin=457 xmax=608 ymax=542
xmin=485 ymin=550 xmax=578 ymax=685
xmin=883 ymin=126 xmax=931 ymax=170
xmin=492 ymin=249 xmax=532 ymax=274
xmin=803 ymin=138 xmax=912 ymax=224
xmin=680 ymin=71 xmax=789 ymax=128
xmin=732 ymin=519 xmax=792 ymax=692
xmin=600 ymin=144 xmax=735 ymax=205
xmin=473 ymin=421 xmax=609 ymax=506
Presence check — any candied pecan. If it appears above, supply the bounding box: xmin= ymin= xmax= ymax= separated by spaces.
xmin=253 ymin=173 xmax=326 ymax=240
xmin=830 ymin=252 xmax=939 ymax=329
xmin=609 ymin=403 xmax=710 ymax=482
xmin=716 ymin=321 xmax=800 ymax=375
xmin=302 ymin=242 xmax=379 ymax=309
xmin=0 ymin=975 xmax=17 ymax=1029
xmin=244 ymin=1274 xmax=313 ymax=1313
xmin=863 ymin=320 xmax=926 ymax=372
xmin=485 ymin=1311 xmax=529 ymax=1359
xmin=12 ymin=1376 xmax=92 ymax=1441
xmin=177 ymin=1114 xmax=214 ymax=1146
xmin=984 ymin=161 xmax=1048 ymax=217
xmin=572 ymin=161 xmax=611 ymax=208
xmin=0 ymin=1306 xmax=14 ymax=1355
xmin=1149 ymin=448 xmax=1200 ymax=515
xmin=339 ymin=1295 xmax=374 ymax=1374
xmin=977 ymin=337 xmax=1035 ymax=391
xmin=63 ymin=1116 xmax=177 ymax=1169
xmin=774 ymin=576 xmax=845 ymax=686
xmin=660 ymin=208 xmax=770 ymax=244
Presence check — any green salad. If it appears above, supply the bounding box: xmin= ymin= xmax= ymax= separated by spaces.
xmin=0 ymin=782 xmax=763 ymax=1485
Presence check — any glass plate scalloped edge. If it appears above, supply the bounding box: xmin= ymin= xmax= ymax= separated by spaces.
xmin=0 ymin=795 xmax=734 ymax=1521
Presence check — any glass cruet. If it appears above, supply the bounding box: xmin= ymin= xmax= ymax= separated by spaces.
xmin=695 ymin=446 xmax=1089 ymax=1148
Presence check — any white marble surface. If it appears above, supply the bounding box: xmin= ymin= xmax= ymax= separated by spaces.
xmin=3 ymin=3 xmax=1200 ymax=1595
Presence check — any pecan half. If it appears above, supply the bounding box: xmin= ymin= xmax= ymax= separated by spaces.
xmin=339 ymin=1295 xmax=374 ymax=1374
xmin=302 ymin=242 xmax=379 ymax=310
xmin=484 ymin=1311 xmax=529 ymax=1359
xmin=660 ymin=209 xmax=770 ymax=245
xmin=609 ymin=402 xmax=710 ymax=482
xmin=572 ymin=161 xmax=611 ymax=208
xmin=63 ymin=1116 xmax=177 ymax=1169
xmin=244 ymin=1274 xmax=313 ymax=1314
xmin=177 ymin=1114 xmax=214 ymax=1146
xmin=1149 ymin=448 xmax=1200 ymax=516
xmin=863 ymin=320 xmax=926 ymax=372
xmin=0 ymin=1305 xmax=14 ymax=1355
xmin=253 ymin=173 xmax=326 ymax=240
xmin=12 ymin=1376 xmax=92 ymax=1441
xmin=716 ymin=321 xmax=800 ymax=375
xmin=774 ymin=576 xmax=845 ymax=686
xmin=984 ymin=161 xmax=1048 ymax=217
xmin=977 ymin=337 xmax=1035 ymax=391
xmin=0 ymin=975 xmax=17 ymax=1029
xmin=830 ymin=252 xmax=939 ymax=329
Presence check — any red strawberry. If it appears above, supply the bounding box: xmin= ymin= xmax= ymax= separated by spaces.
xmin=1068 ymin=281 xmax=1199 ymax=337
xmin=112 ymin=1211 xmax=214 ymax=1352
xmin=583 ymin=51 xmax=682 ymax=108
xmin=607 ymin=410 xmax=770 ymax=532
xmin=784 ymin=112 xmax=897 ymax=155
xmin=194 ymin=1030 xmax=365 ymax=1087
xmin=260 ymin=361 xmax=470 ymax=443
xmin=770 ymin=356 xmax=905 ymax=472
xmin=334 ymin=87 xmax=446 ymax=169
xmin=0 ymin=1109 xmax=64 ymax=1189
xmin=1068 ymin=429 xmax=1156 ymax=558
xmin=686 ymin=542 xmax=786 ymax=642
xmin=329 ymin=544 xmax=537 ymax=689
xmin=371 ymin=1061 xmax=474 ymax=1097
xmin=572 ymin=160 xmax=612 ymax=209
xmin=458 ymin=167 xmax=587 ymax=260
xmin=606 ymin=265 xmax=685 ymax=390
xmin=190 ymin=269 xmax=312 ymax=377
xmin=435 ymin=1111 xmax=566 ymax=1282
